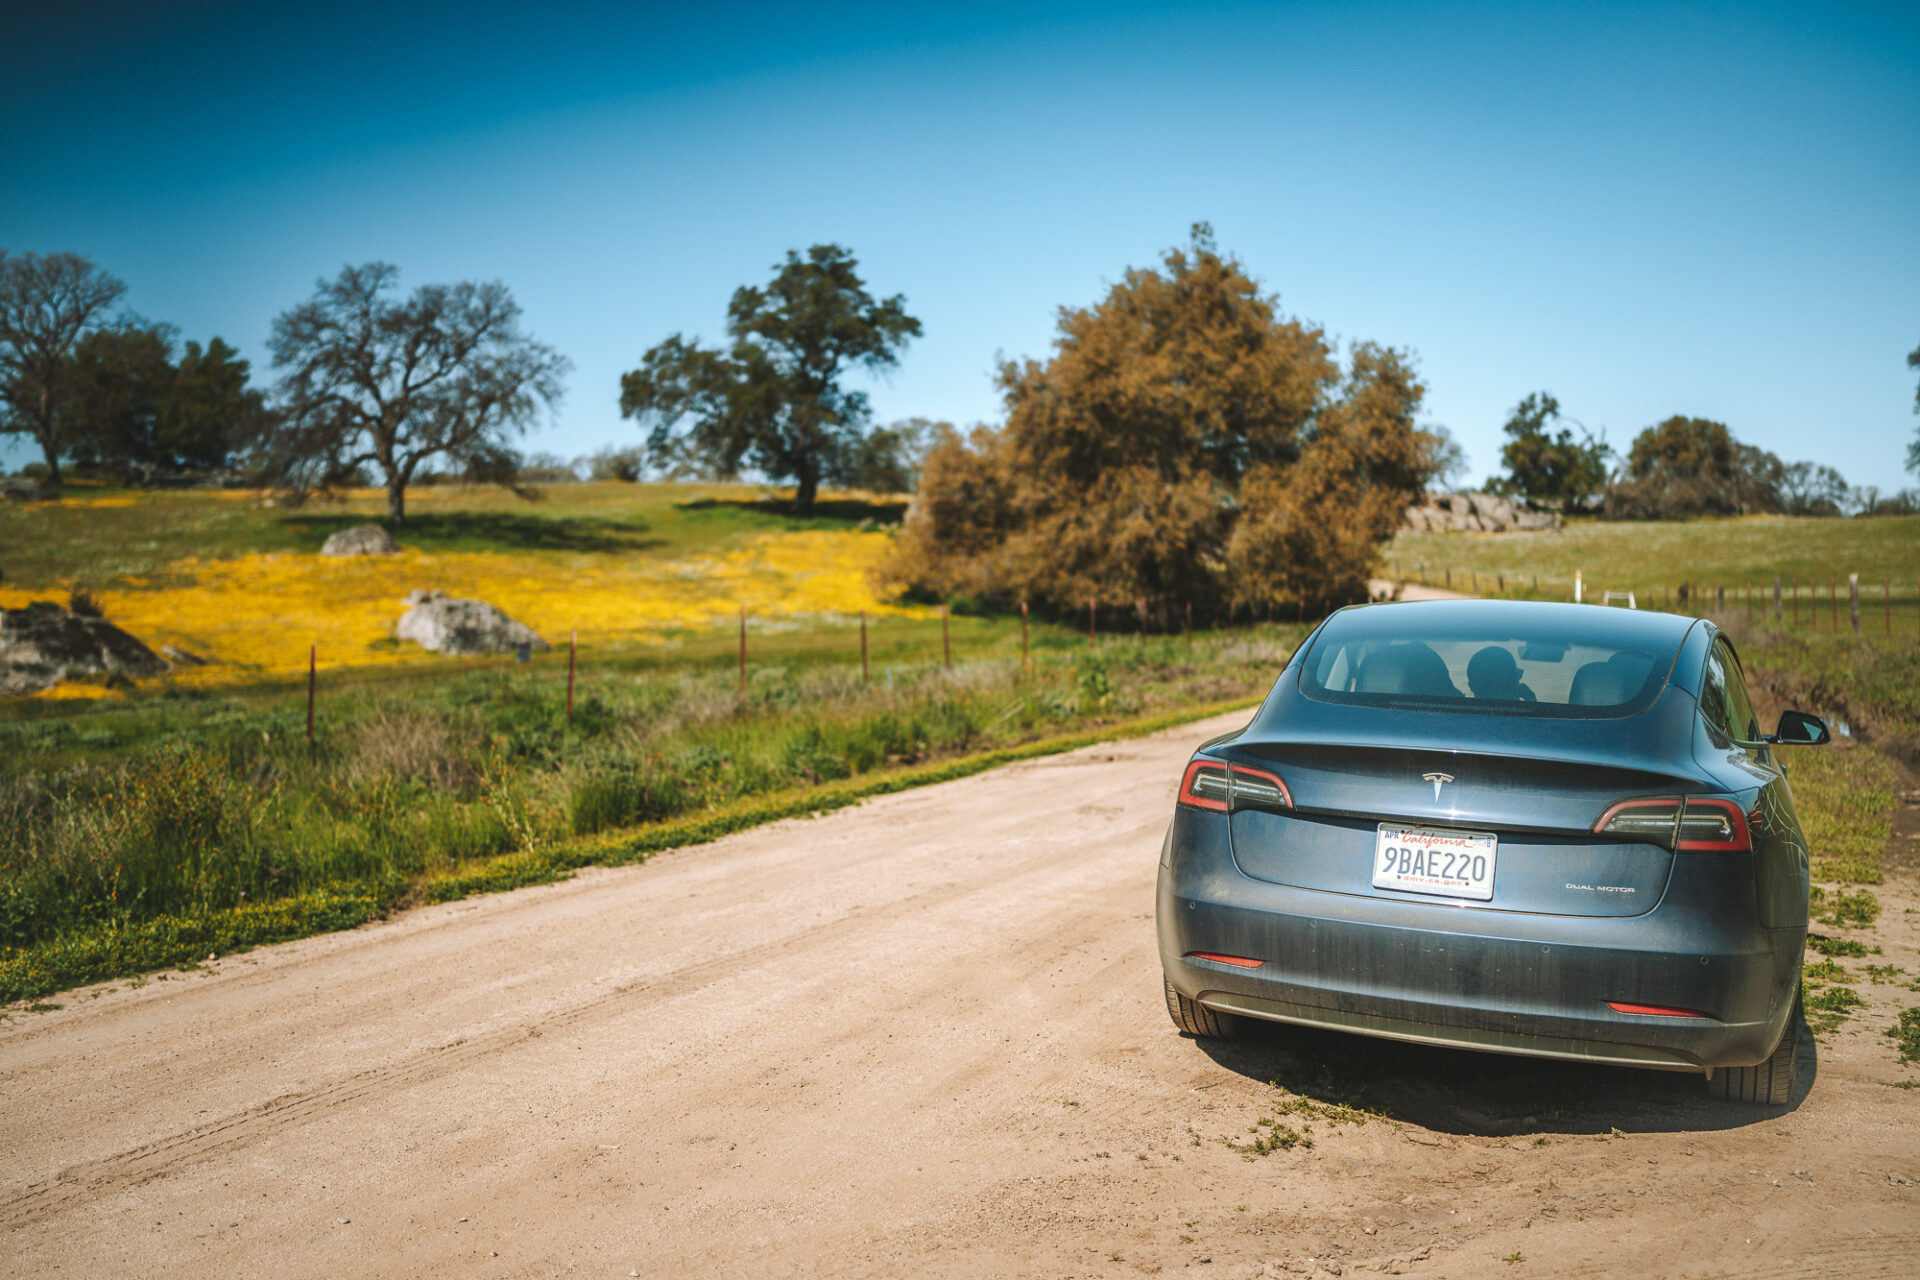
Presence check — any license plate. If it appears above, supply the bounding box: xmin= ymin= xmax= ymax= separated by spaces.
xmin=1373 ymin=825 xmax=1497 ymax=901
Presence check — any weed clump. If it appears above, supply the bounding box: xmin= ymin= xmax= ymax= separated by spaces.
xmin=1887 ymin=1008 xmax=1920 ymax=1065
xmin=1804 ymin=984 xmax=1867 ymax=1034
xmin=1811 ymin=886 xmax=1880 ymax=929
xmin=1222 ymin=1117 xmax=1313 ymax=1158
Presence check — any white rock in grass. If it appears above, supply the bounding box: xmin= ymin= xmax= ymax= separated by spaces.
xmin=320 ymin=524 xmax=399 ymax=556
xmin=397 ymin=591 xmax=549 ymax=656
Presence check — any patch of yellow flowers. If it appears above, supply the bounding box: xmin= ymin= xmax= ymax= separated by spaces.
xmin=1 ymin=530 xmax=918 ymax=690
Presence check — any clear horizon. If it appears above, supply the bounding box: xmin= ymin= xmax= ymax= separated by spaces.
xmin=4 ymin=0 xmax=1916 ymax=490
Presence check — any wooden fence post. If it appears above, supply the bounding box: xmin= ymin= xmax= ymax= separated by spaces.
xmin=1848 ymin=573 xmax=1859 ymax=635
xmin=1773 ymin=575 xmax=1781 ymax=621
xmin=306 ymin=643 xmax=316 ymax=743
xmin=738 ymin=605 xmax=747 ymax=707
xmin=1185 ymin=600 xmax=1193 ymax=646
xmin=567 ymin=629 xmax=576 ymax=724
xmin=1716 ymin=584 xmax=1725 ymax=613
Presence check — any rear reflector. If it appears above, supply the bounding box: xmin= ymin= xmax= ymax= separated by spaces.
xmin=1187 ymin=952 xmax=1264 ymax=969
xmin=1178 ymin=759 xmax=1293 ymax=813
xmin=1593 ymin=796 xmax=1752 ymax=852
xmin=1607 ymin=1001 xmax=1709 ymax=1018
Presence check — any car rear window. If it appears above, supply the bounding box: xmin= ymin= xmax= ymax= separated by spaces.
xmin=1297 ymin=604 xmax=1687 ymax=718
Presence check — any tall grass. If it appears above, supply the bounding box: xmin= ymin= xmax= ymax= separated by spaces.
xmin=0 ymin=632 xmax=1295 ymax=965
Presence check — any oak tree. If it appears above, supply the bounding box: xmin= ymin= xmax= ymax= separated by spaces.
xmin=1488 ymin=391 xmax=1610 ymax=511
xmin=883 ymin=226 xmax=1440 ymax=618
xmin=619 ymin=245 xmax=920 ymax=513
xmin=0 ymin=251 xmax=128 ymax=485
xmin=263 ymin=263 xmax=569 ymax=524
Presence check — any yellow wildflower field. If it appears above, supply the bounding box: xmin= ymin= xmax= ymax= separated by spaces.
xmin=1 ymin=529 xmax=918 ymax=688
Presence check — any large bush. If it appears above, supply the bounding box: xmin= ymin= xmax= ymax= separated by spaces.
xmin=880 ymin=227 xmax=1442 ymax=619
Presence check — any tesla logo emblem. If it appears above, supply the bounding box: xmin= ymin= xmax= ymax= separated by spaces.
xmin=1423 ymin=772 xmax=1454 ymax=800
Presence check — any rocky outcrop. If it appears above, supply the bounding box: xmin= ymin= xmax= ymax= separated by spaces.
xmin=0 ymin=602 xmax=171 ymax=695
xmin=397 ymin=591 xmax=549 ymax=656
xmin=320 ymin=524 xmax=399 ymax=556
xmin=1403 ymin=491 xmax=1562 ymax=534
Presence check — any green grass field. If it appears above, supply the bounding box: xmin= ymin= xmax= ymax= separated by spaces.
xmin=0 ymin=480 xmax=906 ymax=590
xmin=1 ymin=486 xmax=1912 ymax=1006
xmin=1389 ymin=512 xmax=1920 ymax=610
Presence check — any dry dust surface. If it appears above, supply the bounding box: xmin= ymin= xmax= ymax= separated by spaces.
xmin=4 ymin=710 xmax=1918 ymax=1280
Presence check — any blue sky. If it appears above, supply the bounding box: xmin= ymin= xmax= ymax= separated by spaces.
xmin=4 ymin=1 xmax=1916 ymax=487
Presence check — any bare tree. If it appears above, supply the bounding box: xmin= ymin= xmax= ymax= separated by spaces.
xmin=0 ymin=251 xmax=128 ymax=485
xmin=263 ymin=263 xmax=570 ymax=524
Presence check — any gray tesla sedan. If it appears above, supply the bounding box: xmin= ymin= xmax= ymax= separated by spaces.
xmin=1157 ymin=599 xmax=1830 ymax=1104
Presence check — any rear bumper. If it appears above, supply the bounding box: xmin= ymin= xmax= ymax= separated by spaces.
xmin=1156 ymin=811 xmax=1801 ymax=1072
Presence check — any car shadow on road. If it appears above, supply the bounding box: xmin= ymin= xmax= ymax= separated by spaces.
xmin=1189 ymin=1017 xmax=1816 ymax=1137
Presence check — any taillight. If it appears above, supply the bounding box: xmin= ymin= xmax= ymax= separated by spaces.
xmin=1178 ymin=759 xmax=1293 ymax=813
xmin=1593 ymin=796 xmax=1751 ymax=852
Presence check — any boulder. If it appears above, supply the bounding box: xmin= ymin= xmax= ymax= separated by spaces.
xmin=397 ymin=591 xmax=549 ymax=656
xmin=0 ymin=476 xmax=54 ymax=503
xmin=320 ymin=524 xmax=399 ymax=557
xmin=0 ymin=601 xmax=171 ymax=695
xmin=1402 ymin=491 xmax=1563 ymax=534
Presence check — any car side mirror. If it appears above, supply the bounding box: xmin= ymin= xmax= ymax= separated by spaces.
xmin=1768 ymin=709 xmax=1830 ymax=746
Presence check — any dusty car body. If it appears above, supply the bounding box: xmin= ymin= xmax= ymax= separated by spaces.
xmin=1156 ymin=599 xmax=1828 ymax=1103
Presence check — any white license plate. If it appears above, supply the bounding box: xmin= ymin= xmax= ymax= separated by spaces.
xmin=1373 ymin=825 xmax=1498 ymax=901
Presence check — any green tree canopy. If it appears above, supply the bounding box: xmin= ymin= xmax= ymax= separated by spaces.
xmin=0 ymin=251 xmax=127 ymax=486
xmin=262 ymin=263 xmax=569 ymax=524
xmin=882 ymin=226 xmax=1440 ymax=618
xmin=1604 ymin=415 xmax=1785 ymax=519
xmin=618 ymin=244 xmax=921 ymax=513
xmin=1487 ymin=391 xmax=1610 ymax=510
xmin=59 ymin=329 xmax=264 ymax=476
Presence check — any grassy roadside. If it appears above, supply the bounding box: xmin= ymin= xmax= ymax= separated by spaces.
xmin=0 ymin=695 xmax=1258 ymax=1006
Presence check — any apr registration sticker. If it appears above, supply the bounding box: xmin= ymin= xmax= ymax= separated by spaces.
xmin=1372 ymin=825 xmax=1498 ymax=901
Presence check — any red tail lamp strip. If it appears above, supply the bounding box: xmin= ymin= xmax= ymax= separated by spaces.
xmin=1177 ymin=760 xmax=1293 ymax=812
xmin=1607 ymin=1001 xmax=1709 ymax=1018
xmin=1593 ymin=796 xmax=1752 ymax=852
xmin=1675 ymin=798 xmax=1750 ymax=852
xmin=1187 ymin=952 xmax=1264 ymax=969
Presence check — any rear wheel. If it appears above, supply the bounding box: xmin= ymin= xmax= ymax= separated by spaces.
xmin=1706 ymin=996 xmax=1799 ymax=1104
xmin=1164 ymin=975 xmax=1244 ymax=1039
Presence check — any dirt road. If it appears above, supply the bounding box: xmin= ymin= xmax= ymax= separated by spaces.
xmin=4 ymin=710 xmax=1917 ymax=1278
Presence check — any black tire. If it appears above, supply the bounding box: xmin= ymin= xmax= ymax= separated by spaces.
xmin=1706 ymin=997 xmax=1799 ymax=1104
xmin=1164 ymin=975 xmax=1244 ymax=1039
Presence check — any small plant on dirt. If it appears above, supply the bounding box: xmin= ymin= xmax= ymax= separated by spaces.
xmin=1222 ymin=1118 xmax=1313 ymax=1158
xmin=1887 ymin=1007 xmax=1920 ymax=1065
xmin=1504 ymin=1251 xmax=1525 ymax=1265
xmin=1865 ymin=964 xmax=1906 ymax=984
xmin=1811 ymin=886 xmax=1880 ymax=929
xmin=1806 ymin=934 xmax=1871 ymax=958
xmin=1267 ymin=1090 xmax=1375 ymax=1126
xmin=1802 ymin=958 xmax=1851 ymax=986
xmin=1804 ymin=984 xmax=1867 ymax=1034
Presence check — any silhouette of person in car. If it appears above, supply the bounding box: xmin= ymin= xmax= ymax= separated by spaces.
xmin=1467 ymin=645 xmax=1535 ymax=701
